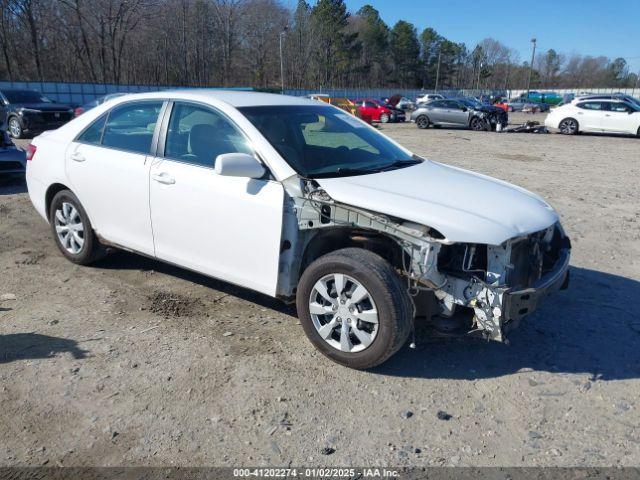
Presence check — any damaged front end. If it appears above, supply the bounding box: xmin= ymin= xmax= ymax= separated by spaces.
xmin=289 ymin=181 xmax=571 ymax=342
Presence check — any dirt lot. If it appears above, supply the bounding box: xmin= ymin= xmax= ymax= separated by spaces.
xmin=1 ymin=112 xmax=639 ymax=467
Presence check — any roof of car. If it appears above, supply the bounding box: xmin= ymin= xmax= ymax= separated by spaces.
xmin=109 ymin=89 xmax=320 ymax=107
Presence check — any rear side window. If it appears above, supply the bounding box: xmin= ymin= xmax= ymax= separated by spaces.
xmin=101 ymin=102 xmax=163 ymax=154
xmin=77 ymin=114 xmax=107 ymax=144
xmin=577 ymin=102 xmax=604 ymax=110
xmin=164 ymin=102 xmax=252 ymax=167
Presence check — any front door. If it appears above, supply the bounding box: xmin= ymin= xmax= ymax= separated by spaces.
xmin=65 ymin=101 xmax=164 ymax=255
xmin=149 ymin=101 xmax=285 ymax=296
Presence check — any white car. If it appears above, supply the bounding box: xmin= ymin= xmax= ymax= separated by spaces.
xmin=545 ymin=99 xmax=640 ymax=136
xmin=416 ymin=93 xmax=444 ymax=105
xmin=26 ymin=91 xmax=571 ymax=369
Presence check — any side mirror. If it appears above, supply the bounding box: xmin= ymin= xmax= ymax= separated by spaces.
xmin=461 ymin=107 xmax=468 ymax=112
xmin=215 ymin=152 xmax=266 ymax=179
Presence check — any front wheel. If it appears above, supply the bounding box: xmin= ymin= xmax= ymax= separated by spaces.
xmin=470 ymin=116 xmax=488 ymax=131
xmin=49 ymin=190 xmax=106 ymax=265
xmin=379 ymin=113 xmax=390 ymax=124
xmin=296 ymin=248 xmax=413 ymax=369
xmin=559 ymin=118 xmax=579 ymax=135
xmin=416 ymin=115 xmax=430 ymax=129
xmin=8 ymin=117 xmax=23 ymax=139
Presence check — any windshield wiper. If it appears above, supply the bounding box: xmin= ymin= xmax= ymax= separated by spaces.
xmin=311 ymin=167 xmax=381 ymax=178
xmin=378 ymin=159 xmax=423 ymax=171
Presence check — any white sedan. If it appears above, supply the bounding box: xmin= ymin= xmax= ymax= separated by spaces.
xmin=26 ymin=90 xmax=571 ymax=369
xmin=545 ymin=98 xmax=640 ymax=136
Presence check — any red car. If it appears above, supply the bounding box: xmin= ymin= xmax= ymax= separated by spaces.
xmin=355 ymin=99 xmax=393 ymax=123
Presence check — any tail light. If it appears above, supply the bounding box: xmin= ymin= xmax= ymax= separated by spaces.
xmin=26 ymin=144 xmax=37 ymax=161
xmin=74 ymin=107 xmax=84 ymax=117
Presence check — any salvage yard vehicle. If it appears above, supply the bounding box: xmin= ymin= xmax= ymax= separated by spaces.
xmin=26 ymin=91 xmax=571 ymax=369
xmin=0 ymin=89 xmax=74 ymax=139
xmin=410 ymin=97 xmax=508 ymax=131
xmin=0 ymin=123 xmax=26 ymax=177
xmin=355 ymin=99 xmax=394 ymax=123
xmin=545 ymin=98 xmax=640 ymax=136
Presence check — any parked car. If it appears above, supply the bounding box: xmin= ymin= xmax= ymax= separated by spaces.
xmin=545 ymin=99 xmax=640 ymax=136
xmin=387 ymin=95 xmax=415 ymax=111
xmin=0 ymin=122 xmax=26 ymax=177
xmin=410 ymin=97 xmax=508 ymax=131
xmin=355 ymin=99 xmax=394 ymax=123
xmin=416 ymin=93 xmax=444 ymax=105
xmin=505 ymin=98 xmax=550 ymax=112
xmin=74 ymin=93 xmax=128 ymax=117
xmin=572 ymin=93 xmax=640 ymax=108
xmin=373 ymin=99 xmax=405 ymax=122
xmin=0 ymin=89 xmax=74 ymax=139
xmin=26 ymin=91 xmax=570 ymax=369
xmin=521 ymin=91 xmax=563 ymax=105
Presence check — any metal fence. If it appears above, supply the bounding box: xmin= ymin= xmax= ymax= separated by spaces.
xmin=1 ymin=80 xmax=637 ymax=105
xmin=284 ymin=87 xmax=507 ymax=100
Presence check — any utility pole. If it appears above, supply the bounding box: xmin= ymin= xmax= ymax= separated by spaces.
xmin=279 ymin=28 xmax=287 ymax=94
xmin=526 ymin=37 xmax=537 ymax=97
xmin=434 ymin=49 xmax=442 ymax=92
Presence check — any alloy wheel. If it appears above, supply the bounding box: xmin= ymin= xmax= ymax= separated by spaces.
xmin=54 ymin=202 xmax=85 ymax=254
xmin=559 ymin=119 xmax=578 ymax=134
xmin=9 ymin=118 xmax=21 ymax=138
xmin=308 ymin=273 xmax=379 ymax=353
xmin=416 ymin=116 xmax=429 ymax=129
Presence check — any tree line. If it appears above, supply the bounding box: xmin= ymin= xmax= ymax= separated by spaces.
xmin=1 ymin=0 xmax=637 ymax=91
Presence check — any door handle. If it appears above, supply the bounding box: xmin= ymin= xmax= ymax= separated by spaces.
xmin=151 ymin=172 xmax=175 ymax=185
xmin=70 ymin=152 xmax=85 ymax=162
xmin=605 ymin=114 xmax=611 ymax=117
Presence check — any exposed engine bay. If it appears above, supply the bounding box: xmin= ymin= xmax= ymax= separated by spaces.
xmin=277 ymin=179 xmax=571 ymax=342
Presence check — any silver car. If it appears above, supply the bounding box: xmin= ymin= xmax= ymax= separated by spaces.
xmin=410 ymin=98 xmax=508 ymax=131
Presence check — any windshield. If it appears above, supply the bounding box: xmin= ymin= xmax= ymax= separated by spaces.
xmin=3 ymin=90 xmax=51 ymax=104
xmin=239 ymin=105 xmax=420 ymax=178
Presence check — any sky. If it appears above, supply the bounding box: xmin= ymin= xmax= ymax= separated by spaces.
xmin=285 ymin=0 xmax=640 ymax=72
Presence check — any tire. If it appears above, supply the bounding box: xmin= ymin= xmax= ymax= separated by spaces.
xmin=8 ymin=116 xmax=23 ymax=139
xmin=470 ymin=116 xmax=488 ymax=131
xmin=416 ymin=115 xmax=430 ymax=129
xmin=49 ymin=190 xmax=106 ymax=265
xmin=558 ymin=118 xmax=579 ymax=135
xmin=296 ymin=248 xmax=413 ymax=369
xmin=636 ymin=127 xmax=639 ymax=138
xmin=380 ymin=113 xmax=390 ymax=124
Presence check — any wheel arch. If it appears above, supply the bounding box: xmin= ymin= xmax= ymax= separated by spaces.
xmin=45 ymin=183 xmax=73 ymax=222
xmin=299 ymin=228 xmax=404 ymax=280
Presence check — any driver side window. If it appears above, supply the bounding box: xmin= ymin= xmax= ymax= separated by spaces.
xmin=164 ymin=102 xmax=252 ymax=167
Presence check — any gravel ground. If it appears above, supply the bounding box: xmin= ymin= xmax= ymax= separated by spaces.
xmin=1 ymin=112 xmax=639 ymax=467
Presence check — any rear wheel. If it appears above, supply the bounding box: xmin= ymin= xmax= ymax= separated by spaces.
xmin=416 ymin=115 xmax=430 ymax=129
xmin=8 ymin=117 xmax=23 ymax=139
xmin=49 ymin=190 xmax=106 ymax=265
xmin=296 ymin=248 xmax=412 ymax=369
xmin=559 ymin=118 xmax=579 ymax=135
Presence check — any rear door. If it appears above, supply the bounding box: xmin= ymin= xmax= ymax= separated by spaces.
xmin=65 ymin=101 xmax=164 ymax=255
xmin=148 ymin=101 xmax=284 ymax=296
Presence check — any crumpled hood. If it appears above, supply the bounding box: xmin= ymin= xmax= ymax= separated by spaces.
xmin=316 ymin=160 xmax=559 ymax=245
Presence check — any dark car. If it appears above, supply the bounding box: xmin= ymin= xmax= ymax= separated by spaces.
xmin=0 ymin=121 xmax=27 ymax=177
xmin=0 ymin=89 xmax=74 ymax=139
xmin=410 ymin=97 xmax=508 ymax=131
